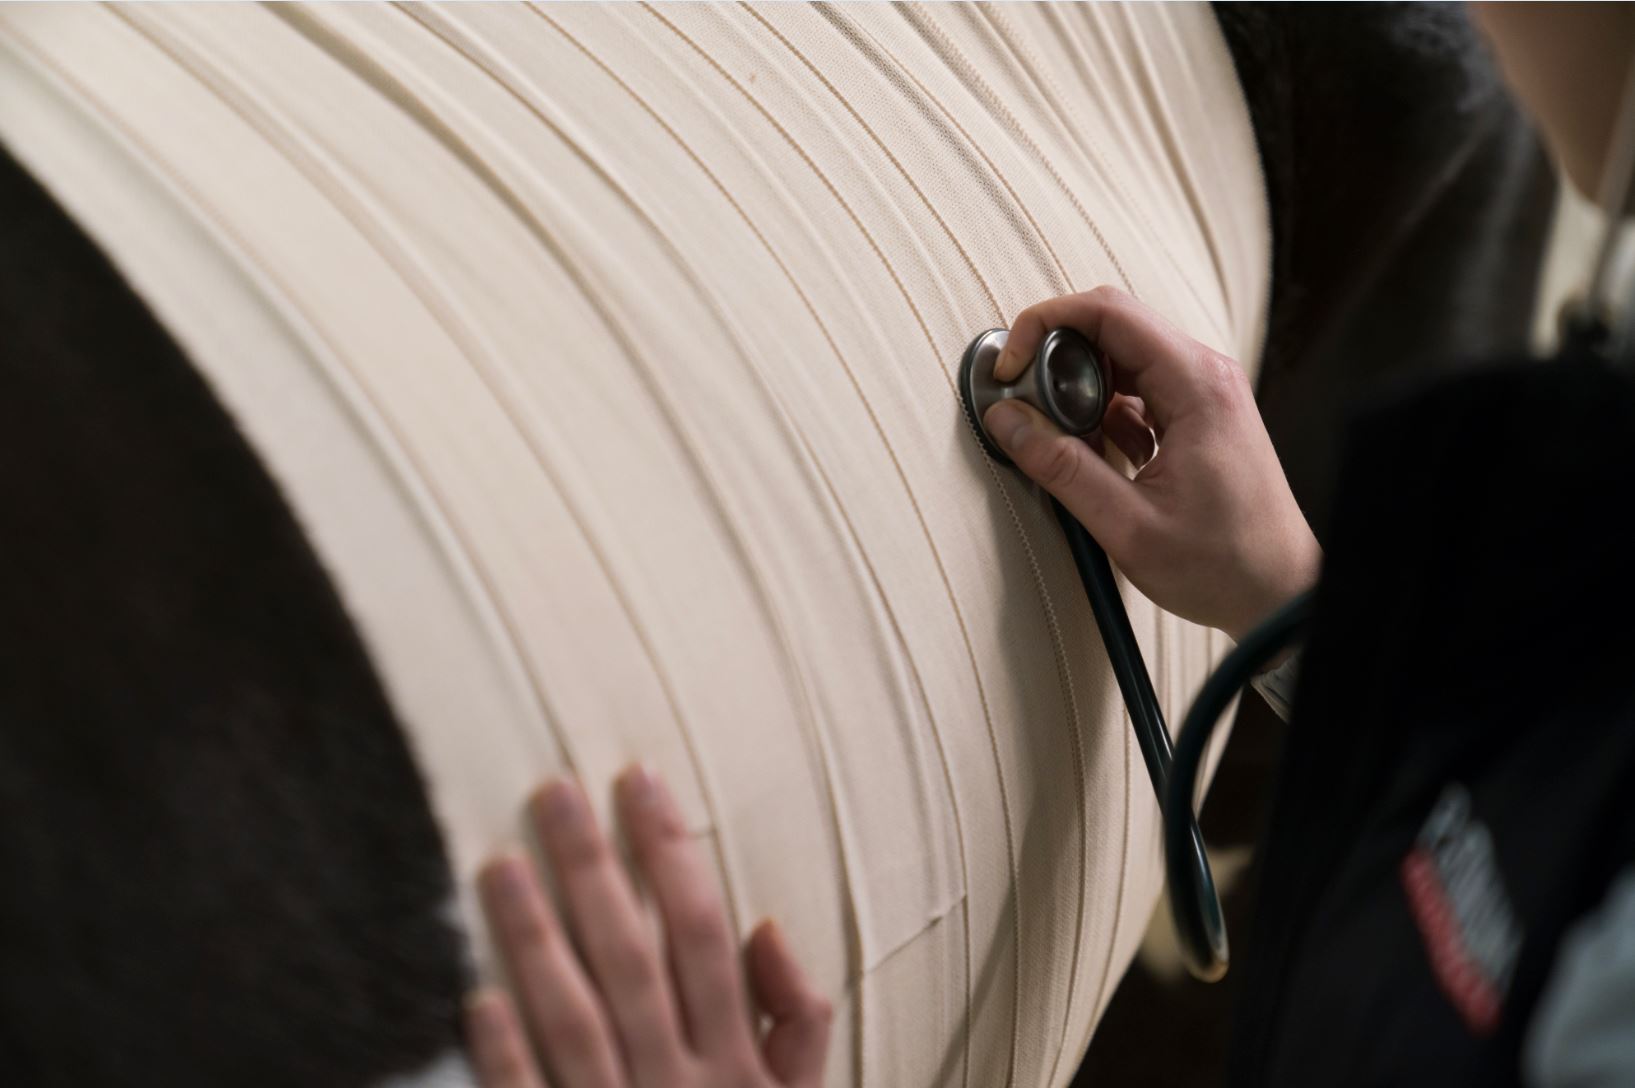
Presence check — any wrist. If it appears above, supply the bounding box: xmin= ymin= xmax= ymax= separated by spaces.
xmin=1224 ymin=537 xmax=1321 ymax=643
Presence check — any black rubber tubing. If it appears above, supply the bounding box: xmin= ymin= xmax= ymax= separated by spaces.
xmin=1164 ymin=585 xmax=1315 ymax=981
xmin=1050 ymin=497 xmax=1230 ymax=981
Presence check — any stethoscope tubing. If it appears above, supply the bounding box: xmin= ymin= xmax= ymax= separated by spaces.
xmin=1050 ymin=497 xmax=1230 ymax=980
xmin=1164 ymin=586 xmax=1315 ymax=980
xmin=965 ymin=324 xmax=1309 ymax=980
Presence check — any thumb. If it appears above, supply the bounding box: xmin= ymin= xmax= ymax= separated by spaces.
xmin=748 ymin=920 xmax=832 ymax=1086
xmin=983 ymin=400 xmax=1145 ymax=543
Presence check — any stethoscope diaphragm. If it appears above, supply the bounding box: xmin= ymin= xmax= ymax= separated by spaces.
xmin=959 ymin=326 xmax=1112 ymax=465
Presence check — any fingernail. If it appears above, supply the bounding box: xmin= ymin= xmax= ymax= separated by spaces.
xmin=984 ymin=401 xmax=1029 ymax=450
xmin=539 ymin=780 xmax=584 ymax=828
xmin=465 ymin=989 xmax=505 ymax=1031
xmin=620 ymin=763 xmax=663 ymax=808
xmin=995 ymin=347 xmax=1017 ymax=380
xmin=490 ymin=855 xmax=534 ymax=902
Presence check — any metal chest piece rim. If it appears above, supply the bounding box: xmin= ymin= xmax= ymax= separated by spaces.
xmin=959 ymin=325 xmax=1112 ymax=467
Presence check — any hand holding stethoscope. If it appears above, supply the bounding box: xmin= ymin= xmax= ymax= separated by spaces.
xmin=963 ymin=286 xmax=1322 ymax=980
xmin=982 ymin=286 xmax=1321 ymax=647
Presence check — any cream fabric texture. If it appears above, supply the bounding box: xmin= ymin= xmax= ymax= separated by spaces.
xmin=0 ymin=5 xmax=1267 ymax=1086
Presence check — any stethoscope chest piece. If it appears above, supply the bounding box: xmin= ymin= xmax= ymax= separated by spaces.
xmin=960 ymin=326 xmax=1112 ymax=465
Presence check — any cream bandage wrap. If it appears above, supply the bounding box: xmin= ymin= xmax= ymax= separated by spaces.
xmin=0 ymin=4 xmax=1267 ymax=1086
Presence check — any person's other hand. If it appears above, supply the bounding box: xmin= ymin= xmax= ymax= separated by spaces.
xmin=465 ymin=766 xmax=831 ymax=1088
xmin=984 ymin=286 xmax=1320 ymax=641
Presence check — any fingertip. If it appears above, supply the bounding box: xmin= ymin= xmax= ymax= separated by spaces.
xmin=1102 ymin=398 xmax=1157 ymax=471
xmin=615 ymin=762 xmax=661 ymax=807
xmin=479 ymin=851 xmax=526 ymax=888
xmin=530 ymin=778 xmax=590 ymax=838
xmin=999 ymin=287 xmax=1127 ymax=382
xmin=746 ymin=918 xmax=774 ymax=974
xmin=530 ymin=776 xmax=573 ymax=810
xmin=997 ymin=418 xmax=1144 ymax=541
xmin=1112 ymin=396 xmax=1150 ymax=428
xmin=615 ymin=764 xmax=685 ymax=847
xmin=749 ymin=917 xmax=817 ymax=1013
xmin=478 ymin=853 xmax=539 ymax=911
xmin=750 ymin=917 xmax=832 ymax=1083
xmin=747 ymin=917 xmax=785 ymax=981
xmin=997 ymin=309 xmax=1043 ymax=381
xmin=994 ymin=344 xmax=1023 ymax=382
xmin=982 ymin=400 xmax=1029 ymax=454
xmin=989 ymin=402 xmax=1081 ymax=486
xmin=989 ymin=395 xmax=1065 ymax=453
xmin=749 ymin=917 xmax=785 ymax=963
xmin=992 ymin=338 xmax=1013 ymax=381
xmin=465 ymin=987 xmax=512 ymax=1034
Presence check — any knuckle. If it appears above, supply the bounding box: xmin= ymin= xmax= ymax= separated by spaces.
xmin=1006 ymin=305 xmax=1042 ymax=343
xmin=1035 ymin=439 xmax=1082 ymax=492
xmin=538 ymin=1007 xmax=599 ymax=1054
xmin=672 ymin=898 xmax=732 ymax=951
xmin=1195 ymin=349 xmax=1248 ymax=409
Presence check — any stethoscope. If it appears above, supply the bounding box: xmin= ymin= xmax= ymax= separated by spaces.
xmin=959 ymin=327 xmax=1310 ymax=982
xmin=962 ymin=240 xmax=1635 ymax=982
xmin=960 ymin=63 xmax=1635 ymax=983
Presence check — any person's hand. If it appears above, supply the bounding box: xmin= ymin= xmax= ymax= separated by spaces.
xmin=465 ymin=766 xmax=832 ymax=1088
xmin=984 ymin=286 xmax=1320 ymax=641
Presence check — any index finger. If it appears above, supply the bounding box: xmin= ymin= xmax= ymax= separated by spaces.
xmin=996 ymin=286 xmax=1204 ymax=429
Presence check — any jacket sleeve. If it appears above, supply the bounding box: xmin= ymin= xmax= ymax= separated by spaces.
xmin=1523 ymin=867 xmax=1635 ymax=1086
xmin=1250 ymin=649 xmax=1302 ymax=722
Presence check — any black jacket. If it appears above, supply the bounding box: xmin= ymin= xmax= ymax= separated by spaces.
xmin=1230 ymin=355 xmax=1635 ymax=1086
